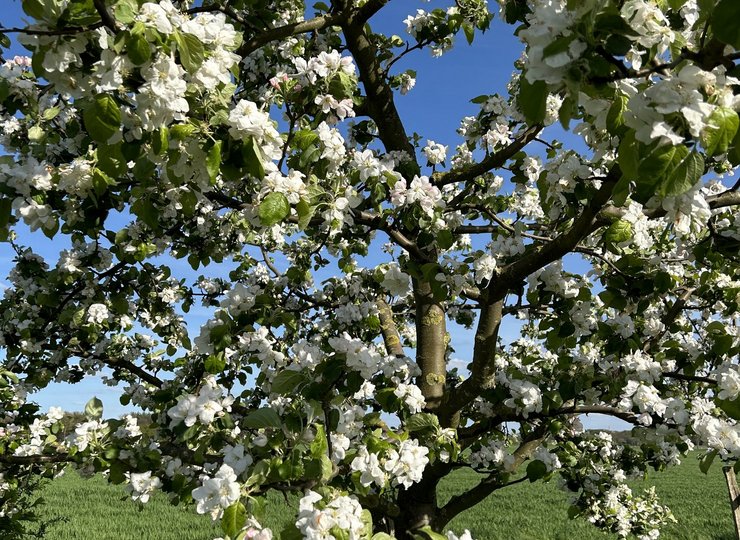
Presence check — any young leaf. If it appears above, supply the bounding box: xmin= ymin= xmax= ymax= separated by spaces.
xmin=114 ymin=0 xmax=138 ymax=24
xmin=526 ymin=459 xmax=548 ymax=482
xmin=259 ymin=192 xmax=290 ymax=227
xmin=174 ymin=31 xmax=205 ymax=73
xmin=701 ymin=107 xmax=739 ymax=156
xmin=517 ymin=75 xmax=548 ymax=124
xmin=712 ymin=0 xmax=740 ymax=48
xmin=206 ymin=140 xmax=222 ymax=184
xmin=270 ymin=370 xmax=307 ymax=394
xmin=405 ymin=413 xmax=440 ymax=432
xmin=656 ymin=150 xmax=704 ymax=198
xmin=83 ymin=94 xmax=121 ymax=143
xmin=699 ymin=449 xmax=718 ymax=475
xmin=126 ymin=33 xmax=151 ymax=66
xmin=84 ymin=396 xmax=104 ymax=419
xmin=221 ymin=502 xmax=247 ymax=538
xmin=243 ymin=408 xmax=282 ymax=429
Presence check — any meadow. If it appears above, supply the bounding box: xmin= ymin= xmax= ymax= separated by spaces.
xmin=36 ymin=454 xmax=733 ymax=540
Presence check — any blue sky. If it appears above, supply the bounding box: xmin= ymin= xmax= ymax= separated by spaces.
xmin=1 ymin=1 xmax=626 ymax=428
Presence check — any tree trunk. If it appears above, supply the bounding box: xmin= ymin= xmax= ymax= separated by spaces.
xmin=393 ymin=472 xmax=442 ymax=539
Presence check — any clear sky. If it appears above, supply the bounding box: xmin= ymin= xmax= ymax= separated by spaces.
xmin=1 ymin=1 xmax=626 ymax=428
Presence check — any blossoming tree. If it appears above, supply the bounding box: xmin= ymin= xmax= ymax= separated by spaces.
xmin=2 ymin=0 xmax=740 ymax=538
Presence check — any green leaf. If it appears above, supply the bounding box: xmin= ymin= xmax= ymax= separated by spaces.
xmin=310 ymin=424 xmax=329 ymax=458
xmin=243 ymin=408 xmax=282 ymax=429
xmin=296 ymin=198 xmax=314 ymax=230
xmin=405 ymin=413 xmax=440 ymax=433
xmin=518 ymin=75 xmax=548 ymax=124
xmin=462 ymin=22 xmax=475 ymax=45
xmin=701 ymin=107 xmax=739 ymax=156
xmin=259 ymin=192 xmax=290 ymax=227
xmin=604 ymin=220 xmax=632 ymax=252
xmin=206 ymin=140 xmax=222 ymax=184
xmin=22 ymin=0 xmax=46 ymax=19
xmin=114 ymin=0 xmax=138 ymax=24
xmin=271 ymin=370 xmax=307 ymax=394
xmin=606 ymin=95 xmax=629 ymax=136
xmin=97 ymin=143 xmax=127 ymax=176
xmin=620 ymin=134 xmax=704 ymax=203
xmin=126 ymin=33 xmax=151 ymax=66
xmin=526 ymin=459 xmax=548 ymax=482
xmin=84 ymin=396 xmax=104 ymax=420
xmin=617 ymin=131 xmax=639 ymax=182
xmin=204 ymin=354 xmax=226 ymax=374
xmin=411 ymin=526 xmax=448 ymax=540
xmin=221 ymin=501 xmax=247 ymax=539
xmin=657 ymin=150 xmax=704 ymax=198
xmin=83 ymin=94 xmax=121 ymax=143
xmin=131 ymin=198 xmax=160 ymax=231
xmin=717 ymin=397 xmax=740 ymax=421
xmin=174 ymin=31 xmax=205 ymax=73
xmin=242 ymin=137 xmax=265 ymax=179
xmin=558 ymin=94 xmax=577 ymax=130
xmin=372 ymin=534 xmax=396 ymax=540
xmin=152 ymin=127 xmax=168 ymax=155
xmin=712 ymin=0 xmax=740 ymax=48
xmin=170 ymin=123 xmax=195 ymax=140
xmin=42 ymin=106 xmax=60 ymax=121
xmin=436 ymin=229 xmax=454 ymax=250
xmin=328 ymin=71 xmax=356 ymax=100
xmin=699 ymin=449 xmax=718 ymax=474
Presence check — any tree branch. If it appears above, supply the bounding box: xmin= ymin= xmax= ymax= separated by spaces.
xmin=343 ymin=10 xmax=419 ymax=178
xmin=0 ymin=24 xmax=104 ymax=36
xmin=0 ymin=453 xmax=72 ymax=465
xmin=105 ymin=357 xmax=164 ymax=388
xmin=413 ymin=278 xmax=447 ymax=410
xmin=93 ymin=0 xmax=118 ymax=32
xmin=432 ymin=125 xmax=542 ymax=187
xmin=436 ymin=427 xmax=546 ymax=528
xmin=487 ymin=167 xmax=620 ymax=302
xmin=354 ymin=0 xmax=392 ymax=24
xmin=439 ymin=299 xmax=503 ymax=426
xmin=377 ymin=298 xmax=406 ymax=357
xmin=238 ymin=13 xmax=345 ymax=57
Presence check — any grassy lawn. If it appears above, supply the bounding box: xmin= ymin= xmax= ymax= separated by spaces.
xmin=36 ymin=454 xmax=734 ymax=539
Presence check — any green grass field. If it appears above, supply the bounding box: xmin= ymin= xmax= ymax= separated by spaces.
xmin=35 ymin=454 xmax=734 ymax=540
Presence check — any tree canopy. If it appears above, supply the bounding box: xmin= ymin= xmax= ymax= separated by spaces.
xmin=2 ymin=0 xmax=740 ymax=539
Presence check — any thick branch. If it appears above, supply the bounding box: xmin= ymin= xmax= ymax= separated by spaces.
xmin=413 ymin=279 xmax=447 ymax=410
xmin=0 ymin=24 xmax=104 ymax=35
xmin=377 ymin=298 xmax=405 ymax=357
xmin=0 ymin=453 xmax=72 ymax=465
xmin=343 ymin=12 xmax=419 ymax=177
xmin=487 ymin=167 xmax=620 ymax=302
xmin=432 ymin=125 xmax=543 ymax=187
xmin=354 ymin=0 xmax=392 ymax=24
xmin=439 ymin=299 xmax=503 ymax=426
xmin=436 ymin=429 xmax=546 ymax=528
xmin=105 ymin=357 xmax=164 ymax=388
xmin=93 ymin=0 xmax=118 ymax=31
xmin=238 ymin=13 xmax=345 ymax=57
xmin=354 ymin=211 xmax=427 ymax=260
